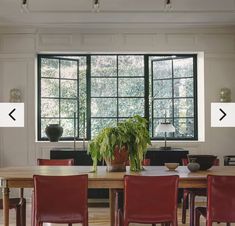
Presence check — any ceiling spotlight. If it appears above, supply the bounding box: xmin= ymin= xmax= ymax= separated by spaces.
xmin=92 ymin=0 xmax=100 ymax=12
xmin=165 ymin=0 xmax=172 ymax=10
xmin=20 ymin=0 xmax=28 ymax=13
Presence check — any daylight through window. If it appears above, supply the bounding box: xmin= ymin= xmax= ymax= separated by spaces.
xmin=38 ymin=54 xmax=197 ymax=141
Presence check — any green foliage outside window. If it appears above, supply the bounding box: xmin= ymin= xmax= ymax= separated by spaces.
xmin=38 ymin=54 xmax=197 ymax=141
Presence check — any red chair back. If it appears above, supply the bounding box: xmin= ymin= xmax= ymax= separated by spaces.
xmin=182 ymin=158 xmax=189 ymax=166
xmin=33 ymin=174 xmax=88 ymax=225
xmin=37 ymin=158 xmax=74 ymax=166
xmin=207 ymin=175 xmax=235 ymax=223
xmin=123 ymin=175 xmax=179 ymax=225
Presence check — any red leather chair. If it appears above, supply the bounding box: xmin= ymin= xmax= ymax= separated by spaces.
xmin=181 ymin=158 xmax=219 ymax=226
xmin=115 ymin=158 xmax=151 ymax=225
xmin=195 ymin=175 xmax=235 ymax=226
xmin=115 ymin=175 xmax=179 ymax=226
xmin=33 ymin=174 xmax=88 ymax=226
xmin=0 ymin=194 xmax=26 ymax=226
xmin=37 ymin=158 xmax=74 ymax=166
xmin=32 ymin=158 xmax=75 ymax=226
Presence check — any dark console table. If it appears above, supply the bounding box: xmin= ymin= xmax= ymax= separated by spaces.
xmin=145 ymin=148 xmax=189 ymax=165
xmin=50 ymin=147 xmax=188 ymax=166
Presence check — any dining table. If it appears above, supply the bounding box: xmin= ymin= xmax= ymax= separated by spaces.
xmin=1 ymin=165 xmax=235 ymax=226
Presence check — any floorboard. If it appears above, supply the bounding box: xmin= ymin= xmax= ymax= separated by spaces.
xmin=0 ymin=202 xmax=233 ymax=226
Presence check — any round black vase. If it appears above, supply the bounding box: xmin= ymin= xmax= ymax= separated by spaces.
xmin=45 ymin=124 xmax=63 ymax=142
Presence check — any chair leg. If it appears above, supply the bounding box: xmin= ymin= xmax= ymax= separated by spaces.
xmin=20 ymin=199 xmax=26 ymax=226
xmin=195 ymin=208 xmax=201 ymax=226
xmin=189 ymin=192 xmax=196 ymax=226
xmin=182 ymin=190 xmax=189 ymax=224
xmin=68 ymin=223 xmax=72 ymax=226
xmin=226 ymin=223 xmax=231 ymax=226
xmin=16 ymin=206 xmax=21 ymax=226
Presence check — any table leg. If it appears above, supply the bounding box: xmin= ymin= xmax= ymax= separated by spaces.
xmin=2 ymin=187 xmax=10 ymax=226
xmin=109 ymin=189 xmax=116 ymax=226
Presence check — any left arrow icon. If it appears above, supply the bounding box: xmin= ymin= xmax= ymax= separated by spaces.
xmin=9 ymin=108 xmax=16 ymax=121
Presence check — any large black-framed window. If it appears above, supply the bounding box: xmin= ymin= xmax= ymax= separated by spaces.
xmin=90 ymin=55 xmax=145 ymax=137
xmin=38 ymin=55 xmax=87 ymax=140
xmin=38 ymin=54 xmax=197 ymax=141
xmin=149 ymin=55 xmax=197 ymax=140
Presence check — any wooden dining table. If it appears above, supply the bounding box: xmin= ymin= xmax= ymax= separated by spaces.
xmin=1 ymin=165 xmax=235 ymax=226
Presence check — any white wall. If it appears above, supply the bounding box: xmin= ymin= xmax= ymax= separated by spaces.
xmin=0 ymin=26 xmax=235 ymax=169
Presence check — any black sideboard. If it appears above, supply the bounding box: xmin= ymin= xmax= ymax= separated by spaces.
xmin=50 ymin=147 xmax=188 ymax=166
xmin=145 ymin=148 xmax=189 ymax=165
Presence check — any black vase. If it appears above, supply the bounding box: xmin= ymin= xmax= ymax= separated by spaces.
xmin=45 ymin=124 xmax=63 ymax=142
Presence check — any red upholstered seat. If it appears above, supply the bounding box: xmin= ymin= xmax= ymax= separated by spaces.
xmin=181 ymin=158 xmax=219 ymax=226
xmin=115 ymin=175 xmax=179 ymax=226
xmin=33 ymin=174 xmax=88 ymax=226
xmin=195 ymin=175 xmax=235 ymax=226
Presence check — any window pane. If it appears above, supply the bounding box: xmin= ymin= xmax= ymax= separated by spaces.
xmin=41 ymin=99 xmax=59 ymax=117
xmin=61 ymin=100 xmax=77 ymax=118
xmin=152 ymin=60 xmax=172 ymax=79
xmin=91 ymin=98 xmax=117 ymax=117
xmin=153 ymin=80 xmax=172 ymax=98
xmin=174 ymin=58 xmax=193 ymax=78
xmin=41 ymin=78 xmax=59 ymax=98
xmin=153 ymin=118 xmax=174 ymax=138
xmin=174 ymin=118 xmax=194 ymax=138
xmin=119 ymin=98 xmax=144 ymax=117
xmin=119 ymin=78 xmax=144 ymax=97
xmin=154 ymin=99 xmax=172 ymax=118
xmin=60 ymin=119 xmax=76 ymax=137
xmin=91 ymin=78 xmax=117 ymax=97
xmin=174 ymin=78 xmax=193 ymax=97
xmin=118 ymin=55 xmax=144 ymax=77
xmin=41 ymin=58 xmax=59 ymax=78
xmin=91 ymin=118 xmax=117 ymax=138
xmin=174 ymin=98 xmax=194 ymax=118
xmin=91 ymin=56 xmax=117 ymax=77
xmin=61 ymin=80 xmax=77 ymax=98
xmin=61 ymin=60 xmax=78 ymax=79
xmin=41 ymin=119 xmax=60 ymax=138
xmin=78 ymin=57 xmax=87 ymax=121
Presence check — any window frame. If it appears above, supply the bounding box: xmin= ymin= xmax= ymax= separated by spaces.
xmin=37 ymin=53 xmax=198 ymax=141
xmin=148 ymin=54 xmax=198 ymax=140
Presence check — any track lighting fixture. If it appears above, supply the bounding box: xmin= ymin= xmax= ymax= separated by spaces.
xmin=92 ymin=0 xmax=100 ymax=12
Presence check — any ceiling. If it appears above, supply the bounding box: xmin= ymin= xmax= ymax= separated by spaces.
xmin=1 ymin=0 xmax=235 ymax=28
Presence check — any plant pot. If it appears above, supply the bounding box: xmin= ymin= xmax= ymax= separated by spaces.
xmin=45 ymin=124 xmax=63 ymax=142
xmin=105 ymin=146 xmax=128 ymax=172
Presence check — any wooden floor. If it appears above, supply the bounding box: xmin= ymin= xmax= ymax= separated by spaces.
xmin=0 ymin=202 xmax=233 ymax=226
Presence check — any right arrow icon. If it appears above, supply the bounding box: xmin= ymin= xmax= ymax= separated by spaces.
xmin=219 ymin=108 xmax=226 ymax=121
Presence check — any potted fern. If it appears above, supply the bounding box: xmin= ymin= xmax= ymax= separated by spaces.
xmin=88 ymin=115 xmax=151 ymax=172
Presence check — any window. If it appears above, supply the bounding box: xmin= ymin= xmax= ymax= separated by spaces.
xmin=90 ymin=55 xmax=145 ymax=137
xmin=38 ymin=54 xmax=197 ymax=141
xmin=149 ymin=55 xmax=197 ymax=140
